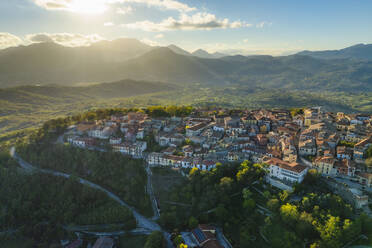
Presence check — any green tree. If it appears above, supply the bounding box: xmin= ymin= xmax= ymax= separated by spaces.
xmin=188 ymin=216 xmax=198 ymax=229
xmin=144 ymin=231 xmax=165 ymax=248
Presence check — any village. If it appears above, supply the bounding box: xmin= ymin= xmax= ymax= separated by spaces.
xmin=66 ymin=107 xmax=372 ymax=217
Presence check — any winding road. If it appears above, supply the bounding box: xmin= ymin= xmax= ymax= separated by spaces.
xmin=10 ymin=147 xmax=174 ymax=247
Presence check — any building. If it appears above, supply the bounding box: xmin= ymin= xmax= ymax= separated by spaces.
xmin=92 ymin=237 xmax=114 ymax=248
xmin=356 ymin=172 xmax=372 ymax=187
xmin=266 ymin=158 xmax=308 ymax=183
xmin=191 ymin=225 xmax=224 ymax=248
xmin=314 ymin=155 xmax=337 ymax=175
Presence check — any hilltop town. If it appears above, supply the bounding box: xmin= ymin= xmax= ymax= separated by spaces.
xmin=66 ymin=107 xmax=372 ymax=212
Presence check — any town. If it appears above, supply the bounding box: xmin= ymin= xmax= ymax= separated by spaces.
xmin=66 ymin=107 xmax=372 ymax=216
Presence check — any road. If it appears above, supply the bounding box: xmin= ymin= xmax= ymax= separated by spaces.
xmin=333 ymin=176 xmax=372 ymax=193
xmin=145 ymin=164 xmax=161 ymax=220
xmin=10 ymin=147 xmax=174 ymax=247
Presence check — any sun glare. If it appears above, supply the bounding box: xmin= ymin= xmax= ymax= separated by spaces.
xmin=69 ymin=0 xmax=107 ymax=14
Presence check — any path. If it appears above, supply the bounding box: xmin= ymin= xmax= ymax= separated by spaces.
xmin=10 ymin=147 xmax=174 ymax=247
xmin=145 ymin=164 xmax=161 ymax=220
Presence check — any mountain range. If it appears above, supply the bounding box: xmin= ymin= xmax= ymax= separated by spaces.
xmin=1 ymin=39 xmax=372 ymax=92
xmin=298 ymin=43 xmax=372 ymax=61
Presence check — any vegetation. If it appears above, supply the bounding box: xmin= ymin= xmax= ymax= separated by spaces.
xmin=17 ymin=143 xmax=153 ymax=216
xmin=0 ymin=152 xmax=135 ymax=247
xmin=154 ymin=161 xmax=372 ymax=247
xmin=144 ymin=231 xmax=165 ymax=248
xmin=338 ymin=140 xmax=357 ymax=148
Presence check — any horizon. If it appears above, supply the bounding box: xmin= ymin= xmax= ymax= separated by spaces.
xmin=1 ymin=0 xmax=372 ymax=56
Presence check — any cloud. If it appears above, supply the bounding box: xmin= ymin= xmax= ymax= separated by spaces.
xmin=26 ymin=33 xmax=105 ymax=47
xmin=104 ymin=22 xmax=115 ymax=26
xmin=116 ymin=6 xmax=133 ymax=15
xmin=0 ymin=33 xmax=23 ymax=49
xmin=140 ymin=38 xmax=160 ymax=46
xmin=123 ymin=12 xmax=252 ymax=31
xmin=116 ymin=0 xmax=195 ymax=12
xmin=155 ymin=33 xmax=164 ymax=39
xmin=32 ymin=0 xmax=194 ymax=13
xmin=256 ymin=21 xmax=272 ymax=28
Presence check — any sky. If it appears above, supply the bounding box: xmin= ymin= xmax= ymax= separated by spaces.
xmin=0 ymin=0 xmax=372 ymax=55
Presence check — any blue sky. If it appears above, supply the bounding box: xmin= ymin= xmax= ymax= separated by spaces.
xmin=0 ymin=0 xmax=372 ymax=55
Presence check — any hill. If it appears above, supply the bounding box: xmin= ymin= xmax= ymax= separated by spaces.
xmin=1 ymin=41 xmax=372 ymax=92
xmin=0 ymin=79 xmax=176 ymax=134
xmin=298 ymin=43 xmax=372 ymax=61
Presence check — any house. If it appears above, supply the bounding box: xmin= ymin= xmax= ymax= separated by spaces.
xmin=356 ymin=172 xmax=372 ymax=187
xmin=265 ymin=158 xmax=308 ymax=183
xmin=92 ymin=237 xmax=114 ymax=248
xmin=354 ymin=137 xmax=372 ymax=163
xmin=349 ymin=188 xmax=368 ymax=209
xmin=191 ymin=225 xmax=224 ymax=248
xmin=186 ymin=122 xmax=209 ymax=137
xmin=336 ymin=146 xmax=353 ymax=160
xmin=89 ymin=126 xmax=116 ymax=139
xmin=314 ymin=155 xmax=337 ymax=175
xmin=68 ymin=136 xmax=95 ymax=148
xmin=112 ymin=141 xmax=147 ymax=158
xmin=183 ymin=145 xmax=194 ymax=157
xmin=298 ymin=138 xmax=316 ymax=156
xmin=109 ymin=137 xmax=122 ymax=145
xmin=334 ymin=159 xmax=356 ymax=177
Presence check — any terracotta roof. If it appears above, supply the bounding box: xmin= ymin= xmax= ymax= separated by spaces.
xmin=265 ymin=158 xmax=307 ymax=173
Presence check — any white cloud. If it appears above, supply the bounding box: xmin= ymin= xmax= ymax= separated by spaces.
xmin=155 ymin=33 xmax=164 ymax=39
xmin=33 ymin=0 xmax=108 ymax=14
xmin=104 ymin=22 xmax=115 ymax=26
xmin=243 ymin=39 xmax=249 ymax=43
xmin=26 ymin=33 xmax=105 ymax=47
xmin=116 ymin=0 xmax=195 ymax=12
xmin=32 ymin=0 xmax=194 ymax=13
xmin=116 ymin=6 xmax=133 ymax=15
xmin=256 ymin=21 xmax=272 ymax=28
xmin=0 ymin=33 xmax=23 ymax=49
xmin=123 ymin=12 xmax=252 ymax=31
xmin=140 ymin=38 xmax=160 ymax=46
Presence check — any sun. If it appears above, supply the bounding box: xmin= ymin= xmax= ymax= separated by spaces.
xmin=69 ymin=0 xmax=107 ymax=14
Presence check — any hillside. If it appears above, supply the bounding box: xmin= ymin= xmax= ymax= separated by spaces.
xmin=1 ymin=40 xmax=372 ymax=92
xmin=0 ymin=79 xmax=176 ymax=134
xmin=298 ymin=43 xmax=372 ymax=61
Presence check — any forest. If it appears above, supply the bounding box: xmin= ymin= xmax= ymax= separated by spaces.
xmin=0 ymin=152 xmax=135 ymax=247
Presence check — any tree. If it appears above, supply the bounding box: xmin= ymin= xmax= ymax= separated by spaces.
xmin=317 ymin=215 xmax=342 ymax=248
xmin=188 ymin=216 xmax=198 ymax=229
xmin=279 ymin=190 xmax=289 ymax=202
xmin=144 ymin=231 xmax=165 ymax=248
xmin=280 ymin=203 xmax=299 ymax=226
xmin=267 ymin=198 xmax=280 ymax=212
xmin=173 ymin=235 xmax=183 ymax=246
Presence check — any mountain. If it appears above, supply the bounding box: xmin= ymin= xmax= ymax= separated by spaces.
xmin=192 ymin=49 xmax=226 ymax=59
xmin=0 ymin=41 xmax=372 ymax=93
xmin=167 ymin=45 xmax=192 ymax=56
xmin=297 ymin=43 xmax=372 ymax=61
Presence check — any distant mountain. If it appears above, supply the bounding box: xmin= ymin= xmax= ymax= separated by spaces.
xmin=192 ymin=49 xmax=226 ymax=59
xmin=0 ymin=40 xmax=372 ymax=93
xmin=297 ymin=43 xmax=372 ymax=61
xmin=167 ymin=45 xmax=192 ymax=56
